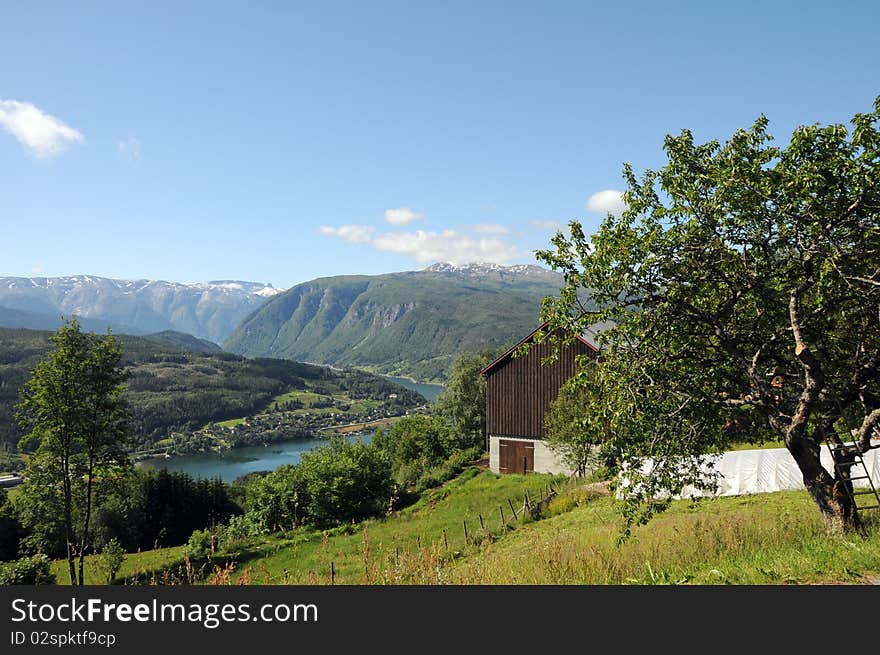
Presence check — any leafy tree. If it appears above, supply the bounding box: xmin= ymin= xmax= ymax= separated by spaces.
xmin=246 ymin=465 xmax=302 ymax=533
xmin=544 ymin=374 xmax=608 ymax=477
xmin=296 ymin=437 xmax=392 ymax=527
xmin=537 ymin=97 xmax=880 ymax=534
xmin=375 ymin=415 xmax=458 ymax=484
xmin=434 ymin=351 xmax=495 ymax=451
xmin=15 ymin=319 xmax=130 ymax=584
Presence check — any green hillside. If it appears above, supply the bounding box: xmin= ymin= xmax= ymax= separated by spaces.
xmin=141 ymin=330 xmax=223 ymax=353
xmin=224 ymin=265 xmax=567 ymax=382
xmin=50 ymin=469 xmax=880 ymax=585
xmin=0 ymin=327 xmax=425 ymax=461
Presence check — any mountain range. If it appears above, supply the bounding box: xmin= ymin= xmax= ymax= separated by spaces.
xmin=224 ymin=263 xmax=566 ymax=382
xmin=0 ymin=264 xmax=569 ymax=382
xmin=0 ymin=276 xmax=281 ymax=344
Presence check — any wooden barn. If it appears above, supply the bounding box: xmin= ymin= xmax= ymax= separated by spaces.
xmin=481 ymin=322 xmax=602 ymax=475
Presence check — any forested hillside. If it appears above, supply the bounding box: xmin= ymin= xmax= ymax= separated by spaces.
xmin=0 ymin=327 xmax=424 ymax=458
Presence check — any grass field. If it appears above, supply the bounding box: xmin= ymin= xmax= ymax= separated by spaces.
xmin=447 ymin=488 xmax=880 ymax=584
xmin=50 ymin=546 xmax=187 ymax=586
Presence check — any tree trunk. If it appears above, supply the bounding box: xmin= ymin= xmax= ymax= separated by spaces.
xmin=77 ymin=455 xmax=95 ymax=586
xmin=61 ymin=445 xmax=77 ymax=586
xmin=786 ymin=436 xmax=857 ymax=534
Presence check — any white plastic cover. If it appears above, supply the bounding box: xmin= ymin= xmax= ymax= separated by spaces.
xmin=619 ymin=441 xmax=880 ymax=499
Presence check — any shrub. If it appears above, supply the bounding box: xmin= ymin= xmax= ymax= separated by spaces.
xmin=217 ymin=515 xmax=260 ymax=551
xmin=186 ymin=529 xmax=213 ymax=561
xmin=0 ymin=554 xmax=55 ymax=585
xmin=96 ymin=538 xmax=125 ymax=584
xmin=297 ymin=437 xmax=393 ymax=527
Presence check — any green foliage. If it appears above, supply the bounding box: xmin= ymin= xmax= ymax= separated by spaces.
xmin=544 ymin=374 xmax=607 ymax=477
xmin=216 ymin=514 xmax=260 ymax=551
xmin=134 ymin=469 xmax=240 ymax=550
xmin=15 ymin=319 xmax=130 ymax=584
xmin=186 ymin=529 xmax=213 ymax=561
xmin=434 ymin=351 xmax=495 ymax=451
xmin=13 ymin=466 xmax=241 ymax=558
xmin=224 ymin=268 xmax=564 ymax=382
xmin=297 ymin=437 xmax=393 ymax=527
xmin=0 ymin=488 xmax=24 ymax=561
xmin=0 ymin=554 xmax=55 ymax=585
xmin=243 ymin=437 xmax=393 ymax=531
xmin=376 ymin=415 xmax=458 ymax=485
xmin=96 ymin=538 xmax=125 ymax=584
xmin=536 ymin=96 xmax=880 ymax=531
xmin=245 ymin=465 xmax=303 ymax=534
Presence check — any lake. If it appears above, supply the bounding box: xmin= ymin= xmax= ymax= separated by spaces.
xmin=383 ymin=375 xmax=445 ymax=402
xmin=138 ymin=375 xmax=444 ymax=482
xmin=138 ymin=433 xmax=373 ymax=483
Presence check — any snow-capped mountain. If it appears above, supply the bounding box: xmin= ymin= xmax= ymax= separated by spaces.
xmin=0 ymin=276 xmax=282 ymax=343
xmin=424 ymin=262 xmax=562 ymax=283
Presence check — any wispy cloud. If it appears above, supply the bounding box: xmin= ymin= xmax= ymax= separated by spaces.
xmin=586 ymin=190 xmax=626 ymax=217
xmin=372 ymin=229 xmax=520 ymax=265
xmin=530 ymin=219 xmax=562 ymax=231
xmin=117 ymin=136 xmax=141 ymax=161
xmin=470 ymin=223 xmax=510 ymax=235
xmin=0 ymin=99 xmax=85 ymax=158
xmin=318 ymin=224 xmax=375 ymax=244
xmin=384 ymin=207 xmax=422 ymax=225
xmin=319 ymin=224 xmax=521 ymax=265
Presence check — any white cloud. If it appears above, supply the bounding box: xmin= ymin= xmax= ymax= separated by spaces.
xmin=586 ymin=189 xmax=626 ymax=217
xmin=0 ymin=99 xmax=85 ymax=158
xmin=470 ymin=223 xmax=510 ymax=235
xmin=318 ymin=224 xmax=375 ymax=243
xmin=384 ymin=207 xmax=421 ymax=225
xmin=31 ymin=263 xmax=43 ymax=274
xmin=371 ymin=229 xmax=520 ymax=265
xmin=117 ymin=136 xmax=141 ymax=161
xmin=530 ymin=220 xmax=562 ymax=231
xmin=320 ymin=223 xmax=520 ymax=265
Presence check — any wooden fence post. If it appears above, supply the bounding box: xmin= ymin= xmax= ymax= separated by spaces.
xmin=442 ymin=529 xmax=448 ymax=552
xmin=463 ymin=520 xmax=469 ymax=544
xmin=330 ymin=561 xmax=335 ymax=585
xmin=508 ymin=497 xmax=519 ymax=520
xmin=479 ymin=514 xmax=485 ymax=531
xmin=499 ymin=505 xmax=505 ymax=529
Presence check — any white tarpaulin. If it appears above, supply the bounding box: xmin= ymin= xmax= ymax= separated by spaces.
xmin=620 ymin=441 xmax=880 ymax=499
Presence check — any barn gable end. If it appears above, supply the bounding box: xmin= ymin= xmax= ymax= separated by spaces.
xmin=482 ymin=322 xmax=598 ymax=474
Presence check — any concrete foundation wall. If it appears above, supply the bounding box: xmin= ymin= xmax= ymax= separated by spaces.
xmin=489 ymin=436 xmax=573 ymax=476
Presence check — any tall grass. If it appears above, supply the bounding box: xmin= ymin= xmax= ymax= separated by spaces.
xmin=443 ymin=490 xmax=880 ymax=584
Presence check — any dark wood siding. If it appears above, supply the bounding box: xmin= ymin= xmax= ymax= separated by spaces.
xmin=486 ymin=334 xmax=594 ymax=439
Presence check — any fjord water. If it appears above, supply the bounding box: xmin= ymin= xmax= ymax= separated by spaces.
xmin=138 ymin=376 xmax=444 ymax=482
xmin=382 ymin=375 xmax=445 ymax=402
xmin=139 ymin=433 xmax=373 ymax=483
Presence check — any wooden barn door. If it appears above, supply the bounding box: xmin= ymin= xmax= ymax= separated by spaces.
xmin=499 ymin=440 xmax=535 ymax=474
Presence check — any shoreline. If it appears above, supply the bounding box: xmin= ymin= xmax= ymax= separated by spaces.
xmin=380 ymin=373 xmax=447 ymax=388
xmin=132 ymin=431 xmax=331 ymax=464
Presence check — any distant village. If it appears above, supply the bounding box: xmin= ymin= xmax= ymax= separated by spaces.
xmin=134 ymin=391 xmax=430 ymax=459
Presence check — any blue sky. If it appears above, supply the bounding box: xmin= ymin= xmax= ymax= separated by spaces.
xmin=1 ymin=1 xmax=878 ymax=289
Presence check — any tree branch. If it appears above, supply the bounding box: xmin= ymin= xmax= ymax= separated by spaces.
xmin=853 ymin=407 xmax=880 ymax=452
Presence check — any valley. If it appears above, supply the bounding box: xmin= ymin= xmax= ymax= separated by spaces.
xmin=0 ymin=326 xmax=426 ymax=473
